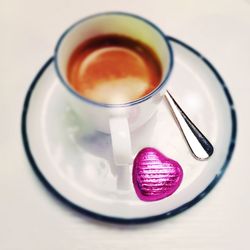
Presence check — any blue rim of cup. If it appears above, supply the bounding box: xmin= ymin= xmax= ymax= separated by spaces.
xmin=54 ymin=12 xmax=174 ymax=108
xmin=21 ymin=36 xmax=237 ymax=224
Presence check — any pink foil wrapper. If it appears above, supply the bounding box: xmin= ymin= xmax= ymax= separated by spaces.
xmin=133 ymin=147 xmax=183 ymax=201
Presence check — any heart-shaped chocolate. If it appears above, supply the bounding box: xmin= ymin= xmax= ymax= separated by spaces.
xmin=133 ymin=147 xmax=183 ymax=201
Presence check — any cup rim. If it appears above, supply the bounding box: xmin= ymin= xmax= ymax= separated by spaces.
xmin=54 ymin=11 xmax=174 ymax=108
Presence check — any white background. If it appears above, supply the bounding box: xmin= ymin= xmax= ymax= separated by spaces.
xmin=1 ymin=0 xmax=250 ymax=249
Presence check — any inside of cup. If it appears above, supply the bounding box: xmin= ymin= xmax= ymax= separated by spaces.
xmin=55 ymin=13 xmax=172 ymax=98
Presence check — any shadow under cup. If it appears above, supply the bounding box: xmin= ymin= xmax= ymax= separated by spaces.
xmin=54 ymin=12 xmax=173 ymax=133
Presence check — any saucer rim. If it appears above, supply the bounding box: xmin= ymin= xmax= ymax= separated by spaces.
xmin=21 ymin=36 xmax=237 ymax=224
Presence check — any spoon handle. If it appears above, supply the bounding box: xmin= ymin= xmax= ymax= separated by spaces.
xmin=165 ymin=91 xmax=214 ymax=160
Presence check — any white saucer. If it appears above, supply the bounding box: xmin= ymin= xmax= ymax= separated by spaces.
xmin=22 ymin=37 xmax=236 ymax=223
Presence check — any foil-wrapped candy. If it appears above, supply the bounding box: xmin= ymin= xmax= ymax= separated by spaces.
xmin=133 ymin=147 xmax=183 ymax=201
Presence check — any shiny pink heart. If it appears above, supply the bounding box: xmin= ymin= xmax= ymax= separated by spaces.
xmin=133 ymin=147 xmax=183 ymax=202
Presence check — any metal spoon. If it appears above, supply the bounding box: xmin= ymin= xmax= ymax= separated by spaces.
xmin=165 ymin=91 xmax=214 ymax=160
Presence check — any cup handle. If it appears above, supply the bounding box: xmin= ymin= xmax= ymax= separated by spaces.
xmin=109 ymin=117 xmax=133 ymax=190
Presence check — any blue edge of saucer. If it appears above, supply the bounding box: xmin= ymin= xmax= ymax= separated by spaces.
xmin=21 ymin=36 xmax=237 ymax=224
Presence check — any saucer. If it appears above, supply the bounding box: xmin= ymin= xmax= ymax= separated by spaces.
xmin=21 ymin=37 xmax=237 ymax=223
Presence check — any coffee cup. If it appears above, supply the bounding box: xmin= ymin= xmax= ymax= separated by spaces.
xmin=54 ymin=12 xmax=173 ymax=167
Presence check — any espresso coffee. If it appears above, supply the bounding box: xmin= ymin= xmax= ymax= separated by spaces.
xmin=67 ymin=34 xmax=162 ymax=104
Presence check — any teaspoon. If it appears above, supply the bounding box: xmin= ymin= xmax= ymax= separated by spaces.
xmin=165 ymin=91 xmax=214 ymax=160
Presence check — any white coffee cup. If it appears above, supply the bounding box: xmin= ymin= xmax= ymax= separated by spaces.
xmin=54 ymin=12 xmax=173 ymax=168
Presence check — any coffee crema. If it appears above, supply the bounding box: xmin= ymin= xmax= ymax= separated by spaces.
xmin=67 ymin=34 xmax=162 ymax=104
